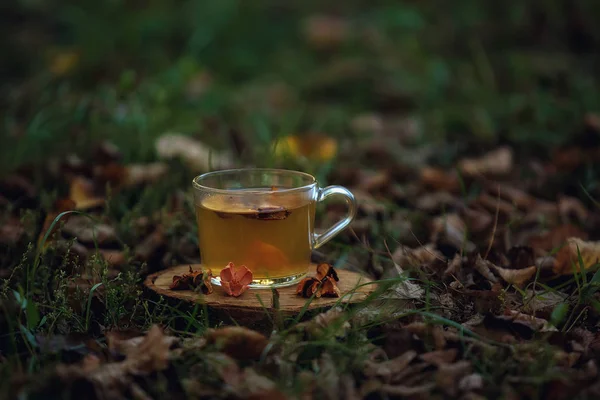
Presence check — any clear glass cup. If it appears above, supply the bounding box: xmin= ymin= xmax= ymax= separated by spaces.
xmin=192 ymin=168 xmax=356 ymax=288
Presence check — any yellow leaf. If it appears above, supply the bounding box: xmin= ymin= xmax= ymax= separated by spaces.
xmin=554 ymin=237 xmax=600 ymax=275
xmin=273 ymin=134 xmax=337 ymax=163
xmin=49 ymin=50 xmax=79 ymax=76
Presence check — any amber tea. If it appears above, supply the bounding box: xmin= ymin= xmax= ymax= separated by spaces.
xmin=196 ymin=191 xmax=316 ymax=286
xmin=193 ymin=169 xmax=356 ymax=288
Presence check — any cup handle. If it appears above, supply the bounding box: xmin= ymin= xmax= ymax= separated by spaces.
xmin=313 ymin=185 xmax=357 ymax=249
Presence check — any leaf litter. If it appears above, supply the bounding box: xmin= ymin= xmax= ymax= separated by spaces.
xmin=4 ymin=8 xmax=600 ymax=399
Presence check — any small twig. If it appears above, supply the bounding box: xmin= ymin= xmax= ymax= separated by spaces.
xmin=484 ymin=185 xmax=500 ymax=260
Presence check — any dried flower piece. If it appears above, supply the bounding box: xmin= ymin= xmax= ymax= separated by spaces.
xmin=296 ymin=263 xmax=341 ymax=298
xmin=220 ymin=262 xmax=253 ymax=297
xmin=169 ymin=266 xmax=213 ymax=294
xmin=195 ymin=269 xmax=214 ymax=295
xmin=316 ymin=263 xmax=339 ymax=281
xmin=296 ymin=277 xmax=321 ymax=298
xmin=320 ymin=276 xmax=341 ymax=297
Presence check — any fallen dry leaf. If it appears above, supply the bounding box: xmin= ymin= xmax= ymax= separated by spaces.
xmin=554 ymin=237 xmax=600 ymax=275
xmin=61 ymin=216 xmax=117 ymax=245
xmin=364 ymin=350 xmax=417 ymax=379
xmin=419 ymin=349 xmax=458 ymax=366
xmin=272 ymin=134 xmax=337 ymax=163
xmin=205 ymin=326 xmax=268 ymax=361
xmin=155 ymin=133 xmax=232 ymax=172
xmin=0 ymin=216 xmax=25 ymax=246
xmin=392 ymin=244 xmax=443 ymax=269
xmin=220 ymin=262 xmax=253 ymax=297
xmin=558 ymin=195 xmax=589 ymax=224
xmin=69 ymin=176 xmax=105 ymax=210
xmin=529 ymin=224 xmax=589 ymax=254
xmin=458 ymin=146 xmax=513 ymax=178
xmin=134 ymin=228 xmax=166 ymax=262
xmin=419 ymin=167 xmax=460 ymax=193
xmin=38 ymin=198 xmax=77 ymax=248
xmin=303 ymin=15 xmax=350 ymax=49
xmin=492 ymin=264 xmax=537 ymax=287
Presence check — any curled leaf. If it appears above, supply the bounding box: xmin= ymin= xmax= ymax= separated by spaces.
xmin=296 ymin=277 xmax=321 ymax=298
xmin=220 ymin=262 xmax=253 ymax=297
xmin=492 ymin=264 xmax=537 ymax=287
xmin=316 ymin=263 xmax=339 ymax=281
xmin=297 ymin=264 xmax=341 ymax=298
xmin=320 ymin=276 xmax=341 ymax=297
xmin=69 ymin=176 xmax=105 ymax=210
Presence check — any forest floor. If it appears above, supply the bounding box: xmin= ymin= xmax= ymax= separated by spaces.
xmin=3 ymin=1 xmax=600 ymax=399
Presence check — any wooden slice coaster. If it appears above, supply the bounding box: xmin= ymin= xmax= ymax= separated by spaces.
xmin=144 ymin=264 xmax=375 ymax=316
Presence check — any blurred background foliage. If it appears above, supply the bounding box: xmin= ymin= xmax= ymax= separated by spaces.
xmin=2 ymin=0 xmax=600 ymax=172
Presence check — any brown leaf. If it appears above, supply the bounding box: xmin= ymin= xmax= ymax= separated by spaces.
xmin=529 ymin=224 xmax=588 ymax=254
xmin=463 ymin=207 xmax=493 ymax=233
xmin=296 ymin=277 xmax=321 ymax=298
xmin=419 ymin=167 xmax=460 ymax=193
xmin=392 ymin=244 xmax=443 ymax=268
xmin=62 ymin=216 xmax=117 ymax=245
xmin=558 ymin=195 xmax=589 ymax=224
xmin=92 ymin=141 xmax=122 ymax=164
xmin=38 ymin=198 xmax=76 ymax=247
xmin=0 ymin=216 xmax=25 ymax=246
xmin=458 ymin=146 xmax=514 ymax=178
xmin=436 ymin=360 xmax=472 ymax=397
xmin=69 ymin=176 xmax=105 ymax=210
xmin=205 ymin=326 xmax=268 ymax=361
xmin=419 ymin=349 xmax=458 ymax=366
xmin=155 ymin=133 xmax=232 ymax=172
xmin=134 ymin=228 xmax=166 ymax=262
xmin=492 ymin=264 xmax=537 ymax=287
xmin=316 ymin=263 xmax=339 ymax=281
xmin=431 ymin=214 xmax=476 ymax=254
xmin=303 ymin=15 xmax=350 ymax=49
xmin=96 ymin=249 xmax=126 ymax=268
xmin=169 ymin=266 xmax=212 ymax=294
xmin=364 ymin=350 xmax=417 ymax=379
xmin=554 ymin=237 xmax=600 ymax=275
xmin=123 ymin=163 xmax=169 ymax=187
xmin=320 ymin=276 xmax=341 ymax=297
